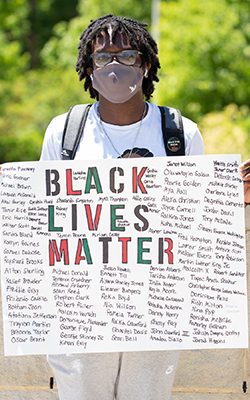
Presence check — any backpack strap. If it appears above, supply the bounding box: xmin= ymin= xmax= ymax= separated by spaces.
xmin=61 ymin=104 xmax=92 ymax=160
xmin=158 ymin=106 xmax=185 ymax=156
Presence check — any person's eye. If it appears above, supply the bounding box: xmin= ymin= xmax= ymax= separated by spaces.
xmin=95 ymin=53 xmax=110 ymax=64
xmin=119 ymin=52 xmax=137 ymax=65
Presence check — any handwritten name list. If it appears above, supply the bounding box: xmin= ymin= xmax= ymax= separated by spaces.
xmin=0 ymin=155 xmax=248 ymax=356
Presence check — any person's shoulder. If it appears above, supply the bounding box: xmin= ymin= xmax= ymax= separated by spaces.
xmin=40 ymin=112 xmax=68 ymax=160
xmin=181 ymin=116 xmax=204 ymax=155
xmin=46 ymin=112 xmax=68 ymax=133
xmin=43 ymin=112 xmax=69 ymax=145
xmin=182 ymin=115 xmax=198 ymax=134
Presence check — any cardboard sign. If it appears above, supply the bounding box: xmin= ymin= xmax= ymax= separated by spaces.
xmin=0 ymin=155 xmax=248 ymax=356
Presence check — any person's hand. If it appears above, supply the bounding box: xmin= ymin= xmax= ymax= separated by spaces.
xmin=239 ymin=160 xmax=250 ymax=205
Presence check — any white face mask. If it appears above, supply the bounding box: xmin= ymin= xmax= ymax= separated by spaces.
xmin=91 ymin=62 xmax=143 ymax=103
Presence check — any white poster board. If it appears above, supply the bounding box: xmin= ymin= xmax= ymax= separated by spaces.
xmin=0 ymin=154 xmax=248 ymax=356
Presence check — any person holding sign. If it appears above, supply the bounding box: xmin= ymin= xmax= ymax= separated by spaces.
xmin=39 ymin=14 xmax=246 ymax=400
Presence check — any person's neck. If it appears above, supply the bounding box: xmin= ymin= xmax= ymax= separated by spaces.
xmin=98 ymin=93 xmax=147 ymax=126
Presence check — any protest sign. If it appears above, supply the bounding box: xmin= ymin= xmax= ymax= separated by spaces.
xmin=0 ymin=154 xmax=248 ymax=356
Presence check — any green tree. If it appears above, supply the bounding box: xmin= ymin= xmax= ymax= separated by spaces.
xmin=26 ymin=0 xmax=78 ymax=69
xmin=157 ymin=0 xmax=250 ymax=120
xmin=0 ymin=67 xmax=92 ymax=162
xmin=0 ymin=0 xmax=30 ymax=78
xmin=0 ymin=0 xmax=81 ymax=162
xmin=0 ymin=0 xmax=79 ymax=71
xmin=199 ymin=104 xmax=250 ymax=161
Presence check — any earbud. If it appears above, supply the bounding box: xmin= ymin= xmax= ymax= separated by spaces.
xmin=144 ymin=69 xmax=148 ymax=77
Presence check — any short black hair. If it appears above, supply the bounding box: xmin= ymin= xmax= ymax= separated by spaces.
xmin=76 ymin=14 xmax=161 ymax=101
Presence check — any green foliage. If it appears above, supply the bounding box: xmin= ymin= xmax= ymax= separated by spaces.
xmin=26 ymin=0 xmax=78 ymax=68
xmin=0 ymin=0 xmax=30 ymax=78
xmin=0 ymin=68 xmax=92 ymax=163
xmin=0 ymin=0 xmax=78 ymax=70
xmin=0 ymin=0 xmax=29 ymax=35
xmin=157 ymin=0 xmax=250 ymax=120
xmin=77 ymin=0 xmax=152 ymax=24
xmin=0 ymin=32 xmax=29 ymax=79
xmin=0 ymin=133 xmax=42 ymax=163
xmin=199 ymin=104 xmax=250 ymax=160
xmin=41 ymin=18 xmax=84 ymax=69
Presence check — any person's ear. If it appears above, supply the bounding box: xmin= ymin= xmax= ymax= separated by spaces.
xmin=87 ymin=67 xmax=93 ymax=76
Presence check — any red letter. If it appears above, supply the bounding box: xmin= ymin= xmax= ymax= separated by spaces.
xmin=66 ymin=169 xmax=82 ymax=195
xmin=49 ymin=239 xmax=69 ymax=266
xmin=164 ymin=238 xmax=173 ymax=264
xmin=118 ymin=237 xmax=131 ymax=263
xmin=158 ymin=238 xmax=173 ymax=264
xmin=84 ymin=204 xmax=102 ymax=230
xmin=132 ymin=167 xmax=147 ymax=193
